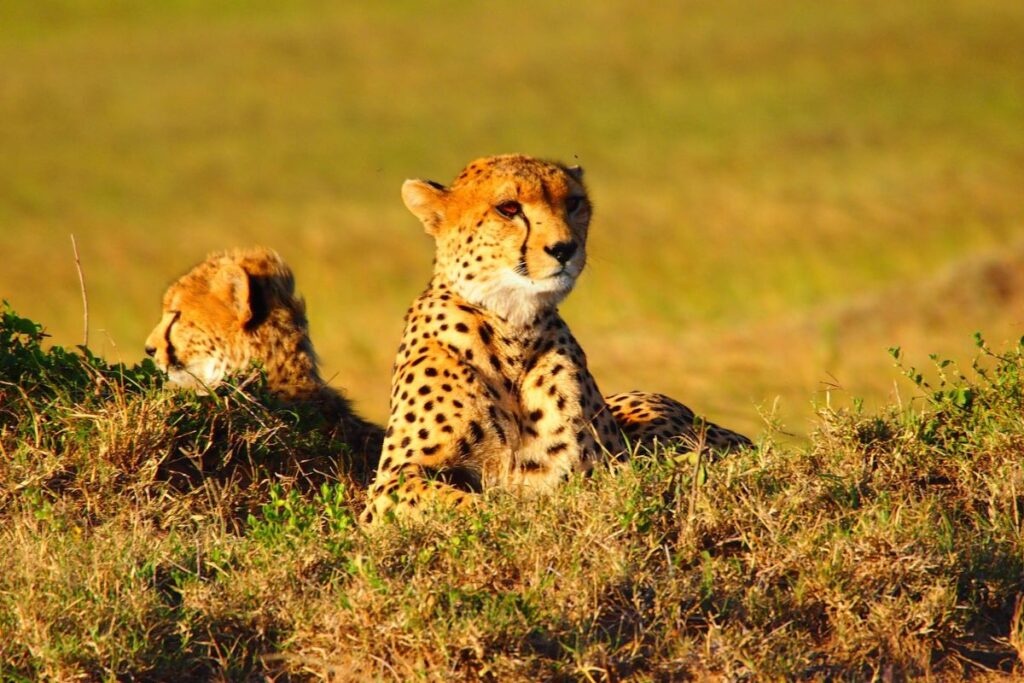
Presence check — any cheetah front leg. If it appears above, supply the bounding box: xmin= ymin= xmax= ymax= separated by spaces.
xmin=513 ymin=341 xmax=627 ymax=490
xmin=359 ymin=464 xmax=475 ymax=524
xmin=360 ymin=346 xmax=502 ymax=524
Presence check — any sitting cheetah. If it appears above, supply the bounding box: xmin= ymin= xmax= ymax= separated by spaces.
xmin=144 ymin=247 xmax=383 ymax=462
xmin=362 ymin=154 xmax=750 ymax=522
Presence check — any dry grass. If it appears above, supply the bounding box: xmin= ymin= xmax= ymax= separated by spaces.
xmin=2 ymin=306 xmax=1024 ymax=680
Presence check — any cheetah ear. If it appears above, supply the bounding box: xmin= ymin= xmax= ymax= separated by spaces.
xmin=402 ymin=179 xmax=448 ymax=236
xmin=211 ymin=263 xmax=254 ymax=327
xmin=565 ymin=165 xmax=585 ymax=183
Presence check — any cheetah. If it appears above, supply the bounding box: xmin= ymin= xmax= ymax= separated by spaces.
xmin=362 ymin=155 xmax=750 ymax=523
xmin=144 ymin=247 xmax=383 ymax=461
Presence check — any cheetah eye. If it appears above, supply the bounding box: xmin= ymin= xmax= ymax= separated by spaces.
xmin=565 ymin=196 xmax=586 ymax=215
xmin=495 ymin=201 xmax=521 ymax=218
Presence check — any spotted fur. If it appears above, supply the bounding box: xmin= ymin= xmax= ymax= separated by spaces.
xmin=144 ymin=247 xmax=382 ymax=461
xmin=605 ymin=390 xmax=753 ymax=454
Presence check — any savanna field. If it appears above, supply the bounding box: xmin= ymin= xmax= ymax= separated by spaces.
xmin=1 ymin=1 xmax=1023 ymax=679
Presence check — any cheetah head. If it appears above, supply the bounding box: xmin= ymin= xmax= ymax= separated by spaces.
xmin=402 ymin=154 xmax=590 ymax=327
xmin=144 ymin=247 xmax=310 ymax=392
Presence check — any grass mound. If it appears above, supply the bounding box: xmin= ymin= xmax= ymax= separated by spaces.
xmin=1 ymin=305 xmax=1022 ymax=680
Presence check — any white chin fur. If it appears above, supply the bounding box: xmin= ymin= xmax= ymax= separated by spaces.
xmin=165 ymin=358 xmax=225 ymax=393
xmin=457 ymin=269 xmax=577 ymax=327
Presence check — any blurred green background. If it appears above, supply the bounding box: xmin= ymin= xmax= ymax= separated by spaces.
xmin=2 ymin=0 xmax=1022 ymax=438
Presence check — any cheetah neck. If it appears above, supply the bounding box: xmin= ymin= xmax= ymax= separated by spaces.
xmin=246 ymin=320 xmax=324 ymax=400
xmin=434 ymin=272 xmax=570 ymax=330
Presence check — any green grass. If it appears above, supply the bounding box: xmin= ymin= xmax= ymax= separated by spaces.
xmin=2 ymin=306 xmax=1024 ymax=679
xmin=1 ymin=1 xmax=1022 ymax=438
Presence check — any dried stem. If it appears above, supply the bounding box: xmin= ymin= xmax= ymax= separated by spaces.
xmin=70 ymin=234 xmax=89 ymax=348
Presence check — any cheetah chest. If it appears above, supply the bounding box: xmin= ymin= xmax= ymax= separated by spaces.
xmin=391 ymin=292 xmax=616 ymax=493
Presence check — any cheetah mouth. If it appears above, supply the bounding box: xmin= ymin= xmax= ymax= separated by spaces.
xmin=166 ymin=364 xmax=195 ymax=379
xmin=538 ymin=269 xmax=578 ymax=289
xmin=503 ymin=270 xmax=575 ymax=296
xmin=501 ymin=264 xmax=577 ymax=287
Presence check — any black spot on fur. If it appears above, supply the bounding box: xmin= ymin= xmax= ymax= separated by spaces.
xmin=479 ymin=323 xmax=493 ymax=345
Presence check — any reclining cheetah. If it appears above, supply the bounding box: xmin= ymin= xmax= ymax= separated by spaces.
xmin=362 ymin=154 xmax=750 ymax=522
xmin=144 ymin=247 xmax=383 ymax=462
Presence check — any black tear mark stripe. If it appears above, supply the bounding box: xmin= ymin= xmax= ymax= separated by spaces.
xmin=518 ymin=210 xmax=532 ymax=277
xmin=164 ymin=311 xmax=181 ymax=368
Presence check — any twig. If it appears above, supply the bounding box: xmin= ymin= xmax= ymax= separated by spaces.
xmin=70 ymin=234 xmax=88 ymax=348
xmin=687 ymin=428 xmax=705 ymax=523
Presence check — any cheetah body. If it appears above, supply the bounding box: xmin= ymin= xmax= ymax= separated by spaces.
xmin=363 ymin=155 xmax=633 ymax=522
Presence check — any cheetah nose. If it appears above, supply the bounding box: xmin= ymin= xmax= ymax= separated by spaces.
xmin=145 ymin=345 xmax=156 ymax=358
xmin=544 ymin=240 xmax=578 ymax=265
